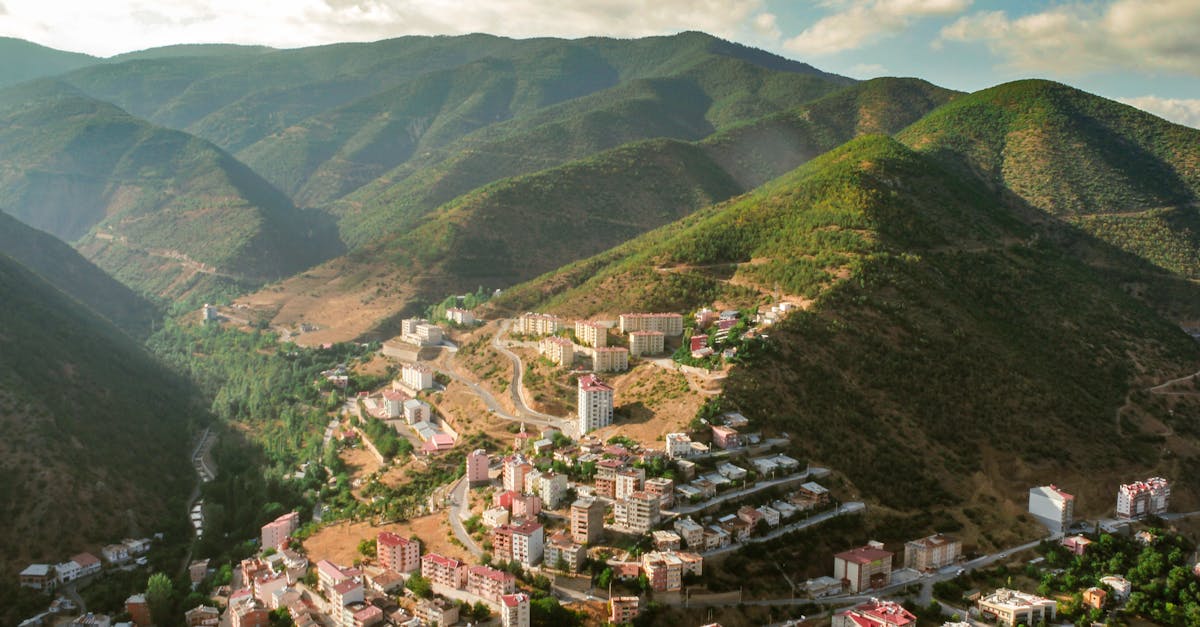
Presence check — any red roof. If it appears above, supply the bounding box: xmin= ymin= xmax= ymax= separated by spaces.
xmin=422 ymin=553 xmax=462 ymax=569
xmin=835 ymin=545 xmax=894 ymax=564
xmin=333 ymin=579 xmax=361 ymax=595
xmin=71 ymin=553 xmax=101 ymax=567
xmin=469 ymin=565 xmax=515 ymax=582
xmin=510 ymin=520 xmax=543 ymax=536
xmin=579 ymin=373 xmax=613 ymax=392
xmin=501 ymin=593 xmax=529 ymax=607
xmin=377 ymin=532 xmax=414 ymax=548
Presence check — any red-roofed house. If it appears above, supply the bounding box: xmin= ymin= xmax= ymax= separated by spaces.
xmin=500 ymin=592 xmax=531 ymax=627
xmin=71 ymin=553 xmax=102 ymax=577
xmin=467 ymin=565 xmax=517 ymax=602
xmin=834 ymin=543 xmax=893 ymax=593
xmin=832 ymin=599 xmax=916 ymax=627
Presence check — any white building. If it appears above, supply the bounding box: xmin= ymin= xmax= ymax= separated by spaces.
xmin=665 ymin=433 xmax=693 ymax=459
xmin=401 ymin=363 xmax=434 ymax=391
xmin=977 ymin=588 xmax=1056 ymax=626
xmin=539 ymin=336 xmax=574 ymax=366
xmin=500 ymin=593 xmax=531 ymax=627
xmin=574 ymin=321 xmax=608 ymax=348
xmin=1117 ymin=477 xmax=1170 ymax=519
xmin=382 ymin=390 xmax=407 ymax=418
xmin=403 ymin=398 xmax=431 ymax=424
xmin=592 ymin=346 xmax=629 ymax=372
xmin=614 ymin=491 xmax=660 ymax=534
xmin=446 ymin=307 xmax=475 ymax=325
xmin=577 ymin=374 xmax=614 ymax=434
xmin=537 ymin=472 xmax=569 ymax=509
xmin=517 ymin=313 xmax=561 ymax=336
xmin=1028 ymin=485 xmax=1074 ymax=533
xmin=628 ymin=330 xmax=665 ymax=357
xmin=619 ymin=313 xmax=684 ymax=336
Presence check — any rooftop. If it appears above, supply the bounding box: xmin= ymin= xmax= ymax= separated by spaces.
xmin=835 ymin=545 xmax=894 ymax=564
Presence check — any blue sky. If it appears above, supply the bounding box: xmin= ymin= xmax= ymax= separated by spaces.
xmin=2 ymin=0 xmax=1198 ymax=126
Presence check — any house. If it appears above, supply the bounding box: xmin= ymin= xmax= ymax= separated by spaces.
xmin=71 ymin=553 xmax=102 ymax=578
xmin=737 ymin=506 xmax=765 ymax=529
xmin=645 ymin=477 xmax=675 ymax=509
xmin=415 ymin=598 xmax=459 ymax=627
xmin=1028 ymin=485 xmax=1074 ymax=534
xmin=610 ymin=596 xmax=641 ymax=624
xmin=1117 ymin=477 xmax=1170 ymax=519
xmin=483 ymin=506 xmax=511 ymax=528
xmin=261 ymin=511 xmax=300 ymax=550
xmin=592 ymin=346 xmax=630 ymax=372
xmin=366 ymin=568 xmax=405 ymax=593
xmin=544 ymin=531 xmax=586 ymax=573
xmin=977 ymin=589 xmax=1056 ymax=627
xmin=628 ymin=330 xmax=665 ymax=356
xmin=503 ymin=456 xmax=533 ymax=493
xmin=56 ymin=559 xmax=82 ymax=584
xmin=619 ymin=313 xmax=684 ymax=336
xmin=577 ymin=374 xmax=614 ymax=434
xmin=1084 ymin=587 xmax=1107 ymax=609
xmin=904 ymin=534 xmax=962 ymax=571
xmin=102 ymin=544 xmax=131 ymax=564
xmin=652 ymin=530 xmax=683 ymax=551
xmin=691 ymin=478 xmax=718 ymax=498
xmin=184 ymin=605 xmax=220 ymax=627
xmin=805 ymin=576 xmax=843 ymax=598
xmin=1061 ymin=534 xmax=1092 ymax=556
xmin=834 ymin=542 xmax=893 ymax=593
xmin=665 ymin=433 xmax=694 ymax=459
xmin=721 ymin=412 xmax=750 ymax=428
xmin=673 ymin=518 xmax=704 ymax=549
xmin=377 ymin=532 xmax=420 ymax=573
xmin=402 ymin=398 xmax=430 ymax=424
xmin=703 ymin=526 xmax=731 ymax=550
xmin=832 ymin=598 xmax=916 ymax=627
xmin=794 ymin=481 xmax=830 ymax=507
xmin=500 ymin=593 xmax=531 ymax=627
xmin=716 ymin=462 xmax=748 ymax=481
xmin=467 ymin=565 xmax=516 ymax=603
xmin=768 ymin=454 xmax=801 ymax=471
xmin=757 ymin=506 xmax=781 ymax=527
xmin=1100 ymin=575 xmax=1131 ymax=600
xmin=711 ymin=425 xmax=741 ymax=449
xmin=751 ymin=457 xmax=779 ymax=475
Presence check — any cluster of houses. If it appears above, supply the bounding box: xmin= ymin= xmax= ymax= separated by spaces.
xmin=1028 ymin=476 xmax=1172 ymax=534
xmin=523 ymin=312 xmax=684 ymax=376
xmin=19 ymin=537 xmax=152 ymax=592
xmin=355 ymin=363 xmax=458 ymax=455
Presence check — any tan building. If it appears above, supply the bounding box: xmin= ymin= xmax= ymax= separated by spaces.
xmin=628 ymin=330 xmax=665 ymax=357
xmin=575 ymin=321 xmax=608 ymax=348
xmin=904 ymin=534 xmax=961 ymax=571
xmin=421 ymin=553 xmax=465 ymax=589
xmin=571 ymin=497 xmax=606 ymax=545
xmin=645 ymin=477 xmax=675 ymax=509
xmin=609 ymin=596 xmax=641 ymax=624
xmin=500 ymin=593 xmax=531 ymax=627
xmin=977 ymin=589 xmax=1057 ymax=626
xmin=833 ymin=542 xmax=893 ymax=593
xmin=416 ymin=598 xmax=460 ymax=627
xmin=641 ymin=552 xmax=683 ymax=592
xmin=619 ymin=313 xmax=684 ymax=336
xmin=539 ymin=336 xmax=574 ymax=366
xmin=591 ymin=346 xmax=629 ymax=372
xmin=517 ymin=313 xmax=561 ymax=336
xmin=377 ymin=532 xmax=421 ymax=573
xmin=615 ymin=491 xmax=660 ymax=534
xmin=466 ymin=565 xmax=516 ymax=603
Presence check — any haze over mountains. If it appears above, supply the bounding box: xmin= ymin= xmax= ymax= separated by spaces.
xmin=1 ymin=31 xmax=1200 ymax=611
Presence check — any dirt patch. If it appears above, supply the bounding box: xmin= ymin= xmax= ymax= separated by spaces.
xmin=302 ymin=514 xmax=471 ymax=568
xmin=591 ymin=363 xmax=706 ymax=445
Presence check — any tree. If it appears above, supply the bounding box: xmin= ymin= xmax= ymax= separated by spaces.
xmin=472 ymin=601 xmax=492 ymax=622
xmin=146 ymin=572 xmax=174 ymax=624
xmin=357 ymin=538 xmax=377 ymax=558
xmin=596 ymin=567 xmax=613 ymax=589
xmin=406 ymin=574 xmax=433 ymax=598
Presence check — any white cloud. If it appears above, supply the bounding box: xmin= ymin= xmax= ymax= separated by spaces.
xmin=937 ymin=0 xmax=1200 ymax=76
xmin=0 ymin=0 xmax=773 ymax=57
xmin=849 ymin=62 xmax=888 ymax=77
xmin=784 ymin=0 xmax=971 ymax=56
xmin=1118 ymin=96 xmax=1200 ymax=129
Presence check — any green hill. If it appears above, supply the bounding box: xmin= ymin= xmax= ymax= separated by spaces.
xmin=492 ymin=136 xmax=1200 ymax=518
xmin=0 ymin=37 xmax=97 ymax=88
xmin=0 ymin=211 xmax=156 ymax=335
xmin=0 ymin=252 xmax=198 ymax=604
xmin=0 ymin=81 xmax=340 ymax=300
xmin=898 ymin=79 xmax=1200 ymax=278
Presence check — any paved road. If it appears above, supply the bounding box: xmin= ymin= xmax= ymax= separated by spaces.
xmin=665 ymin=467 xmax=829 ymax=516
xmin=447 ymin=477 xmax=484 ymax=557
xmin=490 ymin=320 xmax=573 ymax=431
xmin=701 ymin=501 xmax=866 ymax=558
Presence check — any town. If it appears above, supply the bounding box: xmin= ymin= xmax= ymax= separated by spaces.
xmin=17 ymin=302 xmax=1200 ymax=627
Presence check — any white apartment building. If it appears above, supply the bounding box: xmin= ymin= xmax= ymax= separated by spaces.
xmin=539 ymin=336 xmax=574 ymax=366
xmin=614 ymin=491 xmax=660 ymax=533
xmin=628 ymin=330 xmax=665 ymax=357
xmin=665 ymin=433 xmax=693 ymax=459
xmin=574 ymin=321 xmax=608 ymax=348
xmin=577 ymin=374 xmax=614 ymax=434
xmin=403 ymin=398 xmax=430 ymax=424
xmin=401 ymin=363 xmax=434 ymax=391
xmin=517 ymin=313 xmax=561 ymax=336
xmin=500 ymin=593 xmax=531 ymax=627
xmin=592 ymin=346 xmax=629 ymax=372
xmin=1028 ymin=485 xmax=1074 ymax=533
xmin=1117 ymin=477 xmax=1170 ymax=519
xmin=619 ymin=313 xmax=684 ymax=336
xmin=537 ymin=472 xmax=568 ymax=509
xmin=978 ymin=589 xmax=1056 ymax=626
xmin=446 ymin=307 xmax=475 ymax=325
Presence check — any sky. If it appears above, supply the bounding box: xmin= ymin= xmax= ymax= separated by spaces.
xmin=2 ymin=0 xmax=1199 ymax=127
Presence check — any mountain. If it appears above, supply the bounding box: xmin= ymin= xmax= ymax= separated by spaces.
xmin=0 ymin=252 xmax=197 ymax=592
xmin=491 ymin=135 xmax=1200 ymax=523
xmin=0 ymin=211 xmax=156 ymax=335
xmin=0 ymin=37 xmax=98 ymax=88
xmin=0 ymin=80 xmax=340 ymax=301
xmin=897 ymin=79 xmax=1200 ymax=279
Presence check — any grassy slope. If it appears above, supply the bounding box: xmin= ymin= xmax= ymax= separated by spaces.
xmin=898 ymin=79 xmax=1200 ymax=278
xmin=0 ymin=37 xmax=98 ymax=88
xmin=0 ymin=81 xmax=339 ymax=300
xmin=491 ymin=136 xmax=1200 ymax=514
xmin=0 ymin=252 xmax=196 ymax=578
xmin=0 ymin=211 xmax=156 ymax=335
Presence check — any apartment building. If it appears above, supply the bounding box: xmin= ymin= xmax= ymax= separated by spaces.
xmin=420 ymin=553 xmax=465 ymax=589
xmin=446 ymin=307 xmax=475 ymax=325
xmin=577 ymin=374 xmax=614 ymax=434
xmin=494 ymin=521 xmax=544 ymax=568
xmin=673 ymin=517 xmax=704 ymax=549
xmin=376 ymin=532 xmax=420 ymax=573
xmin=833 ymin=542 xmax=893 ymax=593
xmin=260 ymin=511 xmax=300 ymax=550
xmin=539 ymin=336 xmax=574 ymax=366
xmin=628 ymin=330 xmax=665 ymax=357
xmin=401 ymin=363 xmax=434 ymax=391
xmin=544 ymin=531 xmax=586 ymax=573
xmin=466 ymin=565 xmax=516 ymax=603
xmin=977 ymin=589 xmax=1057 ymax=626
xmin=574 ymin=320 xmax=608 ymax=348
xmin=619 ymin=313 xmax=684 ymax=336
xmin=517 ymin=313 xmax=561 ymax=336
xmin=903 ymin=534 xmax=961 ymax=571
xmin=570 ymin=497 xmax=606 ymax=545
xmin=614 ymin=491 xmax=660 ymax=534
xmin=645 ymin=477 xmax=675 ymax=509
xmin=466 ymin=449 xmax=491 ymax=487
xmin=1117 ymin=477 xmax=1170 ymax=519
xmin=500 ymin=593 xmax=531 ymax=627
xmin=615 ymin=468 xmax=645 ymax=501
xmin=609 ymin=597 xmax=640 ymax=625
xmin=1028 ymin=485 xmax=1075 ymax=533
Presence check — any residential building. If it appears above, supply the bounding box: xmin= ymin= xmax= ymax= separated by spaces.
xmin=228 ymin=591 xmax=271 ymax=627
xmin=642 ymin=552 xmax=683 ymax=592
xmin=330 ymin=578 xmax=364 ymax=610
xmin=400 ymin=318 xmax=424 ymax=336
xmin=1084 ymin=587 xmax=1107 ymax=609
xmin=517 ymin=313 xmax=561 ymax=336
xmin=717 ymin=462 xmax=748 ymax=481
xmin=512 ymin=493 xmax=542 ymax=519
xmin=382 ymin=389 xmax=407 ymax=418
xmin=718 ymin=515 xmax=752 ymax=542
xmin=610 ymin=596 xmax=641 ymax=624
xmin=592 ymin=346 xmax=630 ymax=372
xmin=1062 ymin=534 xmax=1092 ymax=556
xmin=483 ymin=506 xmax=511 ymax=528
xmin=446 ymin=307 xmax=475 ymax=325
xmin=577 ymin=374 xmax=614 ymax=434
xmin=1028 ymin=485 xmax=1075 ymax=533
xmin=400 ymin=363 xmax=434 ymax=391
xmin=757 ymin=505 xmax=781 ymax=527
xmin=652 ymin=530 xmax=682 ymax=551
xmin=904 ymin=534 xmax=961 ymax=571
xmin=665 ymin=433 xmax=694 ymax=459
xmin=977 ymin=589 xmax=1057 ymax=626
xmin=494 ymin=490 xmax=517 ymax=509
xmin=614 ymin=491 xmax=660 ymax=534
xmin=615 ymin=467 xmax=645 ymax=501
xmin=125 ymin=594 xmax=152 ymax=627
xmin=377 ymin=532 xmax=420 ymax=573
xmin=466 ymin=449 xmax=491 ymax=487
xmin=523 ymin=468 xmax=543 ymax=495
xmin=503 ymin=456 xmax=533 ymax=492
xmin=673 ymin=518 xmax=704 ymax=549
xmin=831 ymin=599 xmax=916 ymax=627
xmin=415 ymin=598 xmax=459 ymax=627
xmin=316 ymin=560 xmax=353 ymax=598
xmin=711 ymin=425 xmax=741 ymax=449
xmin=619 ymin=313 xmax=684 ymax=336
xmin=420 ymin=553 xmax=466 ymax=589
xmin=703 ymin=526 xmax=732 ymax=550
xmin=794 ymin=481 xmax=830 ymax=507
xmin=834 ymin=542 xmax=893 ymax=593
xmin=500 ymin=593 xmax=531 ymax=627
xmin=737 ymin=506 xmax=765 ymax=530
xmin=678 ymin=552 xmax=704 ymax=576
xmin=1117 ymin=477 xmax=1170 ymax=519
xmin=185 ymin=605 xmax=220 ymax=627
xmin=402 ymin=398 xmax=430 ymax=424
xmin=571 ymin=497 xmax=606 ymax=545
xmin=70 ymin=553 xmax=101 ymax=578
xmin=645 ymin=477 xmax=675 ymax=509
xmin=539 ymin=336 xmax=574 ymax=366
xmin=509 ymin=520 xmax=545 ymax=568
xmin=575 ymin=321 xmax=608 ymax=348
xmin=628 ymin=330 xmax=665 ymax=357
xmin=56 ymin=559 xmax=82 ymax=584
xmin=261 ymin=511 xmax=300 ymax=550
xmin=102 ymin=543 xmax=130 ymax=564
xmin=467 ymin=565 xmax=516 ymax=603
xmin=805 ymin=576 xmax=844 ymax=598
xmin=493 ymin=524 xmax=514 ymax=562
xmin=537 ymin=471 xmax=568 ymax=509
xmin=1101 ymin=575 xmax=1132 ymax=600
xmin=545 ymin=531 xmax=586 ymax=573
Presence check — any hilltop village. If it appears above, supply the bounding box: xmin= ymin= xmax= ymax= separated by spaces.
xmin=16 ymin=303 xmax=1200 ymax=627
